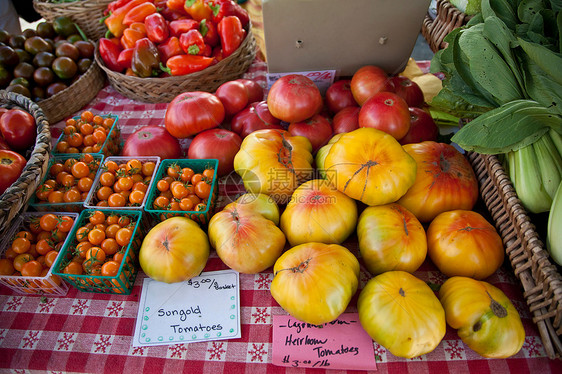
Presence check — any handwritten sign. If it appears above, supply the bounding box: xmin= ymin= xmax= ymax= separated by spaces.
xmin=272 ymin=313 xmax=377 ymax=370
xmin=133 ymin=270 xmax=240 ymax=347
xmin=266 ymin=70 xmax=336 ymax=95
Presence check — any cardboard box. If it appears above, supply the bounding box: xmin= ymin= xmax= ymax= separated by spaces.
xmin=262 ymin=0 xmax=431 ymax=76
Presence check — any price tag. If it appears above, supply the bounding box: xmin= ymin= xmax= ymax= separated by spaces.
xmin=272 ymin=313 xmax=377 ymax=370
xmin=133 ymin=270 xmax=240 ymax=347
xmin=266 ymin=70 xmax=336 ymax=95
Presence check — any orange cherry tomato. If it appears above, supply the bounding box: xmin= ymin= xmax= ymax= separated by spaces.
xmin=63 ymin=261 xmax=83 ymax=275
xmin=11 ymin=237 xmax=31 ymax=254
xmin=115 ymin=227 xmax=133 ymax=247
xmin=101 ymin=260 xmax=120 ymax=277
xmin=0 ymin=258 xmax=15 ymax=275
xmin=194 ymin=181 xmax=211 ymax=199
xmin=40 ymin=214 xmax=59 ymax=231
xmin=141 ymin=162 xmax=156 ymax=177
xmin=57 ymin=216 xmax=75 ymax=232
xmin=191 ymin=173 xmax=203 ymax=185
xmin=44 ymin=250 xmax=59 ymax=268
xmin=21 ymin=260 xmax=43 ymax=277
xmin=180 ymin=167 xmax=195 ymax=183
xmin=13 ymin=253 xmax=34 ymax=272
xmin=35 ymin=239 xmax=54 ymax=255
xmin=202 ymin=168 xmax=214 ymax=180
xmin=167 ymin=164 xmax=181 ymax=179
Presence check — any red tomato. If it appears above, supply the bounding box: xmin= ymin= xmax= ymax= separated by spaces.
xmin=399 ymin=107 xmax=439 ymax=145
xmin=0 ymin=109 xmax=37 ymax=151
xmin=288 ymin=114 xmax=333 ymax=153
xmin=0 ymin=150 xmax=27 ymax=194
xmin=325 ymin=79 xmax=358 ymax=114
xmin=332 ymin=106 xmax=360 ymax=134
xmin=215 ymin=80 xmax=249 ymax=118
xmin=350 ymin=65 xmax=394 ymax=106
xmin=0 ymin=136 xmax=10 ymax=151
xmin=122 ymin=125 xmax=182 ymax=158
xmin=165 ymin=91 xmax=225 ymax=138
xmin=391 ymin=76 xmax=425 ymax=108
xmin=238 ymin=78 xmax=264 ymax=103
xmin=397 ymin=142 xmax=479 ymax=223
xmin=187 ymin=129 xmax=242 ymax=176
xmin=230 ymin=101 xmax=283 ymax=138
xmin=359 ymin=92 xmax=411 ymax=140
xmin=266 ymin=74 xmax=323 ymax=123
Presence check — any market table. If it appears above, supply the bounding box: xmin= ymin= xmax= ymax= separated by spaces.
xmin=1 ymin=59 xmax=561 ymax=373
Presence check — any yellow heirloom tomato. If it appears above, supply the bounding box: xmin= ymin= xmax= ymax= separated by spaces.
xmin=439 ymin=276 xmax=525 ymax=358
xmin=358 ymin=271 xmax=446 ymax=358
xmin=323 ymin=128 xmax=417 ymax=206
xmin=233 ymin=129 xmax=314 ymax=204
xmin=270 ymin=242 xmax=359 ymax=325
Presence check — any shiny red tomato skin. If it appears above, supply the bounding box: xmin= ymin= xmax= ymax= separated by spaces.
xmin=0 ymin=109 xmax=36 ymax=151
xmin=332 ymin=107 xmax=360 ymax=134
xmin=288 ymin=114 xmax=333 ymax=153
xmin=399 ymin=107 xmax=439 ymax=145
xmin=0 ymin=150 xmax=27 ymax=194
xmin=122 ymin=125 xmax=182 ymax=159
xmin=0 ymin=136 xmax=10 ymax=151
xmin=391 ymin=76 xmax=425 ymax=108
xmin=238 ymin=79 xmax=264 ymax=103
xmin=325 ymin=79 xmax=358 ymax=114
xmin=267 ymin=74 xmax=323 ymax=123
xmin=230 ymin=101 xmax=283 ymax=138
xmin=187 ymin=128 xmax=242 ymax=176
xmin=359 ymin=92 xmax=411 ymax=140
xmin=165 ymin=91 xmax=225 ymax=138
xmin=350 ymin=65 xmax=394 ymax=106
xmin=215 ymin=80 xmax=249 ymax=119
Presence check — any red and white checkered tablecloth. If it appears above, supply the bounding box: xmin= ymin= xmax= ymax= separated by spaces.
xmin=1 ymin=60 xmax=561 ymax=373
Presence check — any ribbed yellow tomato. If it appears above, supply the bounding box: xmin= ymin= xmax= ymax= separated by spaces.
xmin=233 ymin=129 xmax=314 ymax=204
xmin=139 ymin=217 xmax=210 ymax=283
xmin=439 ymin=276 xmax=525 ymax=358
xmin=323 ymin=128 xmax=417 ymax=206
xmin=280 ymin=179 xmax=357 ymax=246
xmin=357 ymin=203 xmax=427 ymax=275
xmin=358 ymin=271 xmax=446 ymax=358
xmin=427 ymin=210 xmax=504 ymax=280
xmin=271 ymin=242 xmax=359 ymax=325
xmin=208 ymin=202 xmax=286 ymax=274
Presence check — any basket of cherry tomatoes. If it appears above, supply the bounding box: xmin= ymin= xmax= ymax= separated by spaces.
xmin=84 ymin=156 xmax=160 ymax=210
xmin=28 ymin=153 xmax=103 ymax=212
xmin=145 ymin=159 xmax=218 ymax=224
xmin=50 ymin=209 xmax=144 ymax=295
xmin=0 ymin=212 xmax=78 ymax=295
xmin=53 ymin=111 xmax=121 ymax=156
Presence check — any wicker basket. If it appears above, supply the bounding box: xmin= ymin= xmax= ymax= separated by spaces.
xmin=0 ymin=92 xmax=51 ymax=234
xmin=468 ymin=152 xmax=562 ymax=359
xmin=38 ymin=57 xmax=106 ymax=124
xmin=33 ymin=0 xmax=112 ymax=41
xmin=421 ymin=0 xmax=472 ymax=52
xmin=95 ymin=27 xmax=257 ymax=103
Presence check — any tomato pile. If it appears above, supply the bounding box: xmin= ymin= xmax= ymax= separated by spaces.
xmin=54 ymin=111 xmax=120 ymax=155
xmin=0 ymin=213 xmax=75 ymax=280
xmin=58 ymin=210 xmax=136 ymax=278
xmin=88 ymin=158 xmax=157 ymax=208
xmin=152 ymin=164 xmax=215 ymax=212
xmin=34 ymin=154 xmax=102 ymax=206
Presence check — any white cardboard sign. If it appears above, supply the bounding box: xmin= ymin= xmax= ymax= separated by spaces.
xmin=133 ymin=270 xmax=241 ymax=347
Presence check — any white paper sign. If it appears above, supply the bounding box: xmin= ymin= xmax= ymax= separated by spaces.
xmin=133 ymin=270 xmax=241 ymax=347
xmin=266 ymin=70 xmax=336 ymax=95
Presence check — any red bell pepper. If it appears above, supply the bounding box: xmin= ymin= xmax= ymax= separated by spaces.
xmin=99 ymin=38 xmax=124 ymax=72
xmin=161 ymin=54 xmax=214 ymax=75
xmin=104 ymin=0 xmax=146 ymax=38
xmin=117 ymin=47 xmax=134 ymax=69
xmin=179 ymin=29 xmax=206 ymax=55
xmin=208 ymin=0 xmax=249 ymax=28
xmin=121 ymin=23 xmax=146 ymax=49
xmin=199 ymin=19 xmax=219 ymax=47
xmin=217 ymin=16 xmax=245 ymax=58
xmin=157 ymin=36 xmax=183 ymax=62
xmin=184 ymin=0 xmax=213 ymax=22
xmin=131 ymin=38 xmax=161 ymax=77
xmin=169 ymin=19 xmax=199 ymax=37
xmin=144 ymin=13 xmax=169 ymax=43
xmin=212 ymin=45 xmax=223 ymax=62
xmin=123 ymin=2 xmax=157 ymax=26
